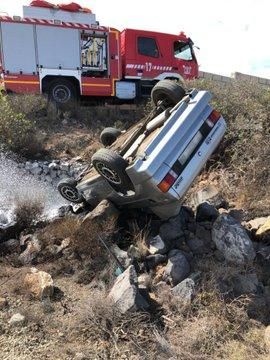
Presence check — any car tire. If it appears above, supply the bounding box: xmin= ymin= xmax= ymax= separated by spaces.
xmin=100 ymin=127 xmax=122 ymax=146
xmin=57 ymin=178 xmax=84 ymax=203
xmin=48 ymin=79 xmax=77 ymax=108
xmin=151 ymin=80 xmax=186 ymax=107
xmin=92 ymin=148 xmax=133 ymax=190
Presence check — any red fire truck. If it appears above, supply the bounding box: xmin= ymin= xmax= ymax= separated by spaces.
xmin=0 ymin=1 xmax=199 ymax=105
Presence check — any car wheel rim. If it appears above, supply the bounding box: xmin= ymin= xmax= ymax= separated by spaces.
xmin=61 ymin=185 xmax=80 ymax=201
xmin=53 ymin=85 xmax=71 ymax=103
xmin=95 ymin=162 xmax=121 ymax=184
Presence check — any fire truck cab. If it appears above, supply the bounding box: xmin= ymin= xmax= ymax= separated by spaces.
xmin=0 ymin=1 xmax=199 ymax=105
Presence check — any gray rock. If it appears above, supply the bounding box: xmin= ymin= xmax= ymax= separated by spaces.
xmin=60 ymin=162 xmax=70 ymax=172
xmin=186 ymin=235 xmax=210 ymax=254
xmin=111 ymin=244 xmax=132 ymax=268
xmin=196 ymin=202 xmax=219 ymax=222
xmin=212 ymin=215 xmax=255 ymax=265
xmin=108 ymin=265 xmax=149 ymax=313
xmin=48 ymin=162 xmax=59 ymax=171
xmin=148 ymin=235 xmax=167 ymax=255
xmin=159 ymin=218 xmax=184 ymax=243
xmin=82 ymin=200 xmax=120 ymax=225
xmin=18 ymin=235 xmax=41 ymax=265
xmin=0 ymin=238 xmax=19 ymax=253
xmin=163 ymin=249 xmax=190 ymax=286
xmin=171 ymin=278 xmax=196 ymax=302
xmin=231 ymin=273 xmax=259 ymax=296
xmin=127 ymin=245 xmax=142 ymax=260
xmin=189 ymin=185 xmax=226 ymax=208
xmin=50 ymin=169 xmax=58 ymax=179
xmin=30 ymin=162 xmax=42 ymax=176
xmin=0 ymin=212 xmax=8 ymax=225
xmin=9 ymin=313 xmax=26 ymax=327
xmin=145 ymin=254 xmax=167 ymax=270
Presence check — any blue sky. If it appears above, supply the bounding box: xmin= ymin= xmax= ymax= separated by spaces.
xmin=1 ymin=0 xmax=269 ymax=78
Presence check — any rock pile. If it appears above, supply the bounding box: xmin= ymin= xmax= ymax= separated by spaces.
xmin=18 ymin=159 xmax=87 ymax=186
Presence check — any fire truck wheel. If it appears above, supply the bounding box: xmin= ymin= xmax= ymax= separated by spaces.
xmin=57 ymin=178 xmax=83 ymax=203
xmin=151 ymin=80 xmax=186 ymax=107
xmin=48 ymin=79 xmax=77 ymax=108
xmin=92 ymin=148 xmax=133 ymax=191
xmin=100 ymin=127 xmax=122 ymax=146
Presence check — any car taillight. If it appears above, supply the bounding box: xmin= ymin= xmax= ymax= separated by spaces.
xmin=208 ymin=109 xmax=221 ymax=124
xmin=158 ymin=170 xmax=178 ymax=193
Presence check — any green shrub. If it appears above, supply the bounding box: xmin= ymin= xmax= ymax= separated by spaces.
xmin=0 ymin=93 xmax=44 ymax=156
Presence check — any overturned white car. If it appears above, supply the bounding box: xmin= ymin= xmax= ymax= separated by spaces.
xmin=58 ymin=80 xmax=226 ymax=219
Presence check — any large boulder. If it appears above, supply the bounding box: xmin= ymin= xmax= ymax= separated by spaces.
xmin=24 ymin=268 xmax=54 ymax=300
xmin=212 ymin=215 xmax=255 ymax=265
xmin=163 ymin=249 xmax=190 ymax=286
xmin=82 ymin=199 xmax=119 ymax=226
xmin=108 ymin=265 xmax=149 ymax=313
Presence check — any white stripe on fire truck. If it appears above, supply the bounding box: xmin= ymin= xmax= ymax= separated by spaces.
xmin=126 ymin=64 xmax=173 ymax=71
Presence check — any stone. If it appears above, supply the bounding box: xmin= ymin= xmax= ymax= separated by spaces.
xmin=163 ymin=249 xmax=190 ymax=286
xmin=108 ymin=265 xmax=149 ymax=313
xmin=159 ymin=218 xmax=184 ymax=243
xmin=256 ymin=218 xmax=270 ymax=239
xmin=189 ymin=185 xmax=227 ymax=209
xmin=30 ymin=162 xmax=42 ymax=176
xmin=257 ymin=246 xmax=270 ymax=261
xmin=265 ymin=325 xmax=270 ymax=351
xmin=186 ymin=235 xmax=210 ymax=254
xmin=24 ymin=268 xmax=54 ymax=300
xmin=127 ymin=245 xmax=142 ymax=260
xmin=60 ymin=162 xmax=70 ymax=172
xmin=231 ymin=274 xmax=259 ymax=296
xmin=9 ymin=313 xmax=26 ymax=327
xmin=196 ymin=202 xmax=219 ymax=222
xmin=138 ymin=274 xmax=151 ymax=289
xmin=247 ymin=216 xmax=270 ymax=231
xmin=0 ymin=212 xmax=8 ymax=225
xmin=0 ymin=238 xmax=20 ymax=254
xmin=0 ymin=297 xmax=8 ymax=310
xmin=82 ymin=200 xmax=119 ymax=225
xmin=0 ymin=220 xmax=20 ymax=243
xmin=48 ymin=162 xmax=59 ymax=171
xmin=195 ymin=224 xmax=212 ymax=242
xmin=18 ymin=235 xmax=41 ymax=265
xmin=145 ymin=254 xmax=167 ymax=270
xmin=49 ymin=237 xmax=71 ymax=256
xmin=171 ymin=278 xmax=195 ymax=302
xmin=148 ymin=235 xmax=167 ymax=255
xmin=111 ymin=244 xmax=132 ymax=268
xmin=212 ymin=215 xmax=255 ymax=265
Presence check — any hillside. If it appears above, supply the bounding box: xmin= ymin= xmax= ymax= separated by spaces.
xmin=0 ymin=79 xmax=270 ymax=359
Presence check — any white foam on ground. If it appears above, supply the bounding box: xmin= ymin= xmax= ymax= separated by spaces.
xmin=0 ymin=153 xmax=67 ymax=225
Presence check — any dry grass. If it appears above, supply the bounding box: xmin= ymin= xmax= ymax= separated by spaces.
xmin=187 ymin=78 xmax=270 ymax=215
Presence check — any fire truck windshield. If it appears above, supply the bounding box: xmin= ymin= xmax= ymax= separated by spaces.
xmin=174 ymin=41 xmax=193 ymax=61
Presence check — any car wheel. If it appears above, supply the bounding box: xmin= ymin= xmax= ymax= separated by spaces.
xmin=100 ymin=127 xmax=122 ymax=146
xmin=48 ymin=79 xmax=77 ymax=108
xmin=92 ymin=148 xmax=133 ymax=191
xmin=57 ymin=178 xmax=83 ymax=203
xmin=151 ymin=80 xmax=186 ymax=107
